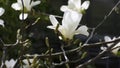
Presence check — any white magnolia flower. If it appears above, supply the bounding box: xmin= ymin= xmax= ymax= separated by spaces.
xmin=60 ymin=0 xmax=90 ymax=13
xmin=5 ymin=59 xmax=17 ymax=68
xmin=101 ymin=36 xmax=120 ymax=54
xmin=47 ymin=11 xmax=89 ymax=40
xmin=11 ymin=0 xmax=41 ymax=20
xmin=0 ymin=7 xmax=5 ymax=27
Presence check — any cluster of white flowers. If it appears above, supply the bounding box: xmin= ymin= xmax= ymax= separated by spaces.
xmin=0 ymin=7 xmax=5 ymax=27
xmin=0 ymin=0 xmax=90 ymax=41
xmin=0 ymin=0 xmax=41 ymax=27
xmin=11 ymin=0 xmax=41 ymax=20
xmin=48 ymin=0 xmax=90 ymax=40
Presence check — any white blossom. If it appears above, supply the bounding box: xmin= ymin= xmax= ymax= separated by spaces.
xmin=0 ymin=7 xmax=5 ymax=27
xmin=60 ymin=0 xmax=90 ymax=13
xmin=47 ymin=10 xmax=89 ymax=40
xmin=11 ymin=0 xmax=41 ymax=20
xmin=101 ymin=36 xmax=120 ymax=54
xmin=5 ymin=59 xmax=17 ymax=68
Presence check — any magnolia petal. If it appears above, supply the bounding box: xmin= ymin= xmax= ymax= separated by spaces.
xmin=11 ymin=3 xmax=21 ymax=10
xmin=0 ymin=19 xmax=4 ymax=27
xmin=59 ymin=26 xmax=74 ymax=40
xmin=60 ymin=5 xmax=69 ymax=12
xmin=23 ymin=0 xmax=40 ymax=11
xmin=62 ymin=10 xmax=82 ymax=27
xmin=23 ymin=0 xmax=31 ymax=11
xmin=62 ymin=11 xmax=81 ymax=36
xmin=114 ymin=42 xmax=120 ymax=48
xmin=69 ymin=10 xmax=82 ymax=31
xmin=31 ymin=1 xmax=41 ymax=7
xmin=62 ymin=11 xmax=70 ymax=26
xmin=17 ymin=0 xmax=31 ymax=11
xmin=5 ymin=59 xmax=17 ymax=68
xmin=68 ymin=0 xmax=75 ymax=8
xmin=17 ymin=0 xmax=22 ymax=4
xmin=104 ymin=36 xmax=112 ymax=42
xmin=112 ymin=42 xmax=120 ymax=54
xmin=104 ymin=36 xmax=120 ymax=54
xmin=22 ymin=59 xmax=33 ymax=64
xmin=68 ymin=0 xmax=81 ymax=10
xmin=49 ymin=15 xmax=59 ymax=27
xmin=0 ymin=7 xmax=5 ymax=16
xmin=75 ymin=25 xmax=89 ymax=36
xmin=70 ymin=10 xmax=82 ymax=24
xmin=22 ymin=59 xmax=35 ymax=68
xmin=62 ymin=11 xmax=75 ymax=27
xmin=62 ymin=11 xmax=72 ymax=30
xmin=104 ymin=36 xmax=113 ymax=47
xmin=19 ymin=13 xmax=28 ymax=20
xmin=112 ymin=48 xmax=119 ymax=54
xmin=112 ymin=37 xmax=117 ymax=40
xmin=74 ymin=0 xmax=81 ymax=9
xmin=81 ymin=1 xmax=90 ymax=10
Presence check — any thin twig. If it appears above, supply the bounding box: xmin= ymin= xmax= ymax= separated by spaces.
xmin=19 ymin=37 xmax=120 ymax=67
xmin=82 ymin=37 xmax=120 ymax=48
xmin=21 ymin=0 xmax=24 ymax=21
xmin=61 ymin=46 xmax=69 ymax=62
xmin=84 ymin=0 xmax=120 ymax=44
xmin=95 ymin=0 xmax=120 ymax=29
xmin=0 ymin=38 xmax=5 ymax=45
xmin=39 ymin=12 xmax=62 ymax=18
xmin=3 ymin=39 xmax=28 ymax=47
xmin=0 ymin=47 xmax=7 ymax=68
xmin=22 ymin=37 xmax=120 ymax=59
xmin=84 ymin=28 xmax=95 ymax=44
xmin=45 ymin=37 xmax=53 ymax=68
xmin=76 ymin=40 xmax=120 ymax=68
xmin=52 ymin=46 xmax=70 ymax=66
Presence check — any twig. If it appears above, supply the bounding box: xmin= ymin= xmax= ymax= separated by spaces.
xmin=21 ymin=0 xmax=24 ymax=22
xmin=52 ymin=46 xmax=70 ymax=66
xmin=20 ymin=37 xmax=120 ymax=67
xmin=3 ymin=39 xmax=29 ymax=47
xmin=0 ymin=47 xmax=7 ymax=68
xmin=82 ymin=37 xmax=120 ymax=48
xmin=61 ymin=46 xmax=69 ymax=62
xmin=76 ymin=40 xmax=120 ymax=68
xmin=0 ymin=38 xmax=5 ymax=45
xmin=39 ymin=12 xmax=62 ymax=18
xmin=84 ymin=28 xmax=95 ymax=44
xmin=45 ymin=37 xmax=53 ymax=68
xmin=95 ymin=0 xmax=120 ymax=29
xmin=84 ymin=0 xmax=120 ymax=44
xmin=51 ymin=46 xmax=69 ymax=66
xmin=22 ymin=37 xmax=120 ymax=59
